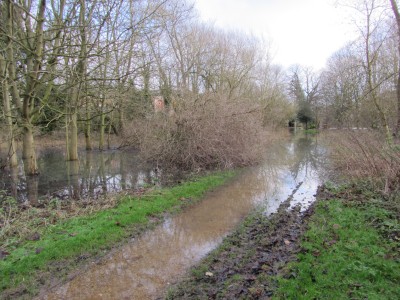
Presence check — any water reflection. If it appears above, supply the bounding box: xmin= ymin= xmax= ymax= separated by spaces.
xmin=0 ymin=149 xmax=159 ymax=206
xmin=40 ymin=134 xmax=328 ymax=300
xmin=256 ymin=135 xmax=328 ymax=214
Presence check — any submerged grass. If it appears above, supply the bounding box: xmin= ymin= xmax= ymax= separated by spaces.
xmin=0 ymin=170 xmax=235 ymax=298
xmin=274 ymin=184 xmax=400 ymax=299
xmin=303 ymin=128 xmax=319 ymax=135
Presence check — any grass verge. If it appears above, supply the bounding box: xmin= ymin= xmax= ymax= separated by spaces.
xmin=0 ymin=170 xmax=235 ymax=299
xmin=274 ymin=183 xmax=400 ymax=299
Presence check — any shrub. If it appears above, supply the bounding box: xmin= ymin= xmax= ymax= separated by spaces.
xmin=326 ymin=130 xmax=400 ymax=193
xmin=125 ymin=92 xmax=273 ymax=171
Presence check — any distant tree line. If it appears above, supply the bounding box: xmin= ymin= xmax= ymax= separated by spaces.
xmin=289 ymin=0 xmax=400 ymax=144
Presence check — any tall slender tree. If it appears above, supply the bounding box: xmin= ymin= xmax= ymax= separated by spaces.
xmin=3 ymin=0 xmax=48 ymax=174
xmin=389 ymin=0 xmax=400 ymax=136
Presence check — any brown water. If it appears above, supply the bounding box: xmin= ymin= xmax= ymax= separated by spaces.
xmin=39 ymin=135 xmax=326 ymax=300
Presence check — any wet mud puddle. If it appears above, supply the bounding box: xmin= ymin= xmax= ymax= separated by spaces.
xmin=40 ymin=136 xmax=326 ymax=300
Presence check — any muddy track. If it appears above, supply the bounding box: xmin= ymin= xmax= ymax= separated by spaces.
xmin=166 ymin=190 xmax=318 ymax=300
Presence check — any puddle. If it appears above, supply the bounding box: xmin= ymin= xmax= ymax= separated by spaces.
xmin=39 ymin=135 xmax=327 ymax=300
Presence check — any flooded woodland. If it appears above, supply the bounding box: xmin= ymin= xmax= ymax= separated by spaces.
xmin=35 ymin=133 xmax=326 ymax=299
xmin=1 ymin=0 xmax=400 ymax=298
xmin=0 ymin=148 xmax=160 ymax=205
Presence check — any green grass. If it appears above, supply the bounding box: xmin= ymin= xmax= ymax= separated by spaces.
xmin=0 ymin=171 xmax=235 ymax=297
xmin=303 ymin=128 xmax=319 ymax=135
xmin=274 ymin=187 xmax=400 ymax=299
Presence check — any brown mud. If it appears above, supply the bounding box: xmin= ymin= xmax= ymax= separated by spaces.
xmin=166 ymin=190 xmax=319 ymax=300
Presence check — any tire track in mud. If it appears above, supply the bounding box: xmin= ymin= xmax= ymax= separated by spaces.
xmin=166 ymin=185 xmax=317 ymax=300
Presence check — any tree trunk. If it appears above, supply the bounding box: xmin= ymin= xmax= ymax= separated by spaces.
xmin=99 ymin=111 xmax=106 ymax=150
xmin=368 ymin=72 xmax=392 ymax=143
xmin=22 ymin=124 xmax=38 ymax=174
xmin=67 ymin=0 xmax=88 ymax=159
xmin=68 ymin=108 xmax=79 ymax=161
xmin=26 ymin=175 xmax=39 ymax=206
xmin=85 ymin=103 xmax=92 ymax=150
xmin=118 ymin=107 xmax=125 ymax=137
xmin=84 ymin=121 xmax=92 ymax=151
xmin=3 ymin=85 xmax=18 ymax=168
xmin=390 ymin=0 xmax=400 ymax=136
xmin=4 ymin=0 xmax=46 ymax=175
xmin=365 ymin=6 xmax=392 ymax=144
xmin=107 ymin=111 xmax=113 ymax=149
xmin=0 ymin=56 xmax=18 ymax=168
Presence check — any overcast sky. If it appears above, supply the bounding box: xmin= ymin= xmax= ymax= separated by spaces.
xmin=194 ymin=0 xmax=356 ymax=70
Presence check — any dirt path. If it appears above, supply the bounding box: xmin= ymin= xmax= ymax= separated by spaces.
xmin=166 ymin=191 xmax=318 ymax=299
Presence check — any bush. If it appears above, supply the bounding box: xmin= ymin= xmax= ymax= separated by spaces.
xmin=326 ymin=130 xmax=400 ymax=193
xmin=126 ymin=92 xmax=272 ymax=171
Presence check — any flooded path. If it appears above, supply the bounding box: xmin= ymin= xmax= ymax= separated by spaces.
xmin=40 ymin=135 xmax=327 ymax=300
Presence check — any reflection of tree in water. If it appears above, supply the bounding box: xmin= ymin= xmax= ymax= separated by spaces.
xmin=0 ymin=149 xmax=165 ymax=207
xmin=67 ymin=160 xmax=80 ymax=200
xmin=26 ymin=175 xmax=39 ymax=206
xmin=290 ymin=135 xmax=326 ymax=180
xmin=0 ymin=163 xmax=41 ymax=206
xmin=259 ymin=142 xmax=291 ymax=178
xmin=72 ymin=151 xmax=142 ymax=200
xmin=256 ymin=135 xmax=326 ymax=185
xmin=0 ymin=136 xmax=327 ymax=209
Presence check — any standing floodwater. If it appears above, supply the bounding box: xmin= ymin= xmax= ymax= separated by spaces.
xmin=40 ymin=135 xmax=327 ymax=300
xmin=0 ymin=149 xmax=160 ymax=204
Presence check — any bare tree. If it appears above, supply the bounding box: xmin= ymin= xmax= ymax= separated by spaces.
xmin=2 ymin=0 xmax=48 ymax=174
xmin=0 ymin=53 xmax=17 ymax=167
xmin=389 ymin=0 xmax=400 ymax=135
xmin=320 ymin=45 xmax=366 ymax=128
xmin=334 ymin=0 xmax=396 ymax=141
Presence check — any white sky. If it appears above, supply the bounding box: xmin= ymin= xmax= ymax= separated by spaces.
xmin=194 ymin=0 xmax=356 ymax=70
